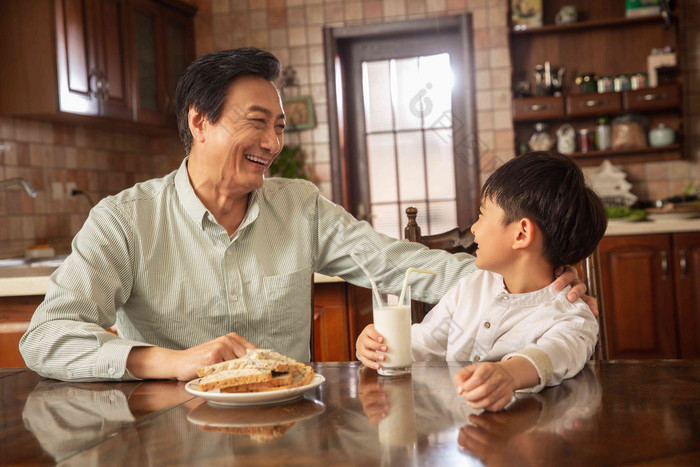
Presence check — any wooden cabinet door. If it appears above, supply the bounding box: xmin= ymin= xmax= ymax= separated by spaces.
xmin=160 ymin=6 xmax=194 ymax=123
xmin=674 ymin=232 xmax=700 ymax=359
xmin=599 ymin=234 xmax=678 ymax=359
xmin=128 ymin=0 xmax=166 ymax=126
xmin=54 ymin=0 xmax=100 ymax=115
xmin=94 ymin=0 xmax=132 ymax=119
xmin=313 ymin=282 xmax=351 ymax=362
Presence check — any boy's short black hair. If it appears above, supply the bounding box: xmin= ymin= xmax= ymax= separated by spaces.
xmin=481 ymin=151 xmax=608 ymax=269
xmin=175 ymin=47 xmax=282 ymax=155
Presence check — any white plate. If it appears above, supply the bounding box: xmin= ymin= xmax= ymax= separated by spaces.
xmin=185 ymin=374 xmax=325 ymax=407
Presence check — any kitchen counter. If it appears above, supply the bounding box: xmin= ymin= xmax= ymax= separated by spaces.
xmin=2 ymin=217 xmax=699 ymax=297
xmin=0 ymin=266 xmax=344 ymax=297
xmin=605 ymin=216 xmax=700 ymax=236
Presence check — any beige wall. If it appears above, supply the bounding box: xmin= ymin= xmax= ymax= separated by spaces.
xmin=1 ymin=0 xmax=698 ymax=258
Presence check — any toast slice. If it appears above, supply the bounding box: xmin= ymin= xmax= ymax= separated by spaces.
xmin=220 ymin=372 xmax=294 ymax=393
xmin=195 ymin=349 xmax=306 ymax=378
xmin=198 ymin=368 xmax=272 ymax=392
xmin=275 ymin=365 xmax=316 ymax=390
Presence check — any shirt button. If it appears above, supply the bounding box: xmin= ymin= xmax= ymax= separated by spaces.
xmin=502 ymin=296 xmax=509 ymax=301
xmin=474 ymin=356 xmax=481 ymax=362
xmin=484 ymin=322 xmax=491 ymax=329
xmin=108 ymin=367 xmax=115 ymax=375
xmin=226 ymin=251 xmax=233 ymax=257
xmin=231 ymin=295 xmax=238 ymax=302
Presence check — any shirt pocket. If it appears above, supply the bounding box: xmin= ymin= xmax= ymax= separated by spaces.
xmin=263 ymin=267 xmax=312 ymax=339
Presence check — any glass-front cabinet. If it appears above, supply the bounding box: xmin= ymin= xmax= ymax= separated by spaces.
xmin=129 ymin=0 xmax=194 ymax=127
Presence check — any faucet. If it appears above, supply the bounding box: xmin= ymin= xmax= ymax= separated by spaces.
xmin=0 ymin=178 xmax=37 ymax=198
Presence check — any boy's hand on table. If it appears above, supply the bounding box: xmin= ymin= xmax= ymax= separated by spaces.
xmin=356 ymin=324 xmax=387 ymax=371
xmin=553 ymin=265 xmax=598 ymax=316
xmin=454 ymin=362 xmax=517 ymax=411
xmin=454 ymin=357 xmax=539 ymax=412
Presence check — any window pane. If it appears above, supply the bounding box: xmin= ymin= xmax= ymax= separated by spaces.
xmin=367 ymin=133 xmax=397 ymax=203
xmin=419 ymin=53 xmax=453 ymax=129
xmin=425 ymin=130 xmax=455 ymax=200
xmin=392 ymin=58 xmax=422 ymax=131
xmin=371 ymin=203 xmax=400 ymax=239
xmin=427 ymin=200 xmax=457 ymax=235
xmin=396 ymin=131 xmax=426 ymax=202
xmin=362 ymin=61 xmax=393 ymax=133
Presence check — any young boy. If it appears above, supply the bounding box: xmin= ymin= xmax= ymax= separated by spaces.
xmin=356 ymin=151 xmax=608 ymax=411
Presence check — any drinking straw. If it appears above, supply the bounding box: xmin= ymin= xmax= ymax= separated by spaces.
xmin=350 ymin=252 xmax=384 ymax=307
xmin=398 ymin=268 xmax=437 ymax=306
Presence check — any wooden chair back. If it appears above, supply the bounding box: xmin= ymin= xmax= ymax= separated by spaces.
xmin=404 ymin=207 xmax=475 ymax=323
xmin=579 ymin=248 xmax=609 ymax=360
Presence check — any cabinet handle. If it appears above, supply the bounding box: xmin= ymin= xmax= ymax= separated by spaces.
xmin=581 ymin=99 xmax=608 ymax=108
xmin=679 ymin=250 xmax=687 ymax=279
xmin=661 ymin=250 xmax=668 ymax=280
xmin=637 ymin=93 xmax=667 ymax=102
xmin=525 ymin=104 xmax=551 ymax=112
xmin=89 ymin=69 xmax=101 ymax=99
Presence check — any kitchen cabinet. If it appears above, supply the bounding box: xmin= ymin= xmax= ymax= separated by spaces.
xmin=508 ymin=0 xmax=684 ymax=166
xmin=599 ymin=231 xmax=700 ymax=359
xmin=0 ymin=0 xmax=195 ymax=129
xmin=0 ymin=296 xmax=42 ymax=368
xmin=674 ymin=232 xmax=700 ymax=358
xmin=313 ymin=282 xmax=372 ymax=362
xmin=129 ymin=0 xmax=194 ymax=127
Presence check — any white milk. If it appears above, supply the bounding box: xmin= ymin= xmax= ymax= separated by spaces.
xmin=373 ymin=304 xmax=412 ymax=375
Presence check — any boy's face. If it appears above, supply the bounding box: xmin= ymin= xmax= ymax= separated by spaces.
xmin=470 ymin=197 xmax=520 ymax=273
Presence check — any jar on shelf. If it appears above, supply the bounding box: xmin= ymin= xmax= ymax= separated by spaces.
xmin=528 ymin=123 xmax=555 ymax=152
xmin=596 ymin=117 xmax=612 ymax=151
xmin=575 ymin=73 xmax=598 ymax=94
xmin=577 ymin=128 xmax=594 ymax=153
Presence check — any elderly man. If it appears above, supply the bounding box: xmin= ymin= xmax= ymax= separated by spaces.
xmin=20 ymin=48 xmax=591 ymax=382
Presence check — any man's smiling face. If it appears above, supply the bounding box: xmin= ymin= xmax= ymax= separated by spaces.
xmin=203 ymin=75 xmax=286 ymax=195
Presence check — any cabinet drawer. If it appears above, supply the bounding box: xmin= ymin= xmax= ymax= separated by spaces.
xmin=567 ymin=92 xmax=622 ymax=117
xmin=512 ymin=96 xmax=565 ymax=121
xmin=624 ymin=85 xmax=680 ymax=111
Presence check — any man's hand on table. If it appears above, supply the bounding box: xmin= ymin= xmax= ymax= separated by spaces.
xmin=553 ymin=265 xmax=598 ymax=316
xmin=126 ymin=332 xmax=257 ymax=381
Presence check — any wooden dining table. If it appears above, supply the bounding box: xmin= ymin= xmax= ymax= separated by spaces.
xmin=2 ymin=360 xmax=700 ymax=466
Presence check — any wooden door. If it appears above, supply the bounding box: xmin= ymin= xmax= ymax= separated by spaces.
xmin=128 ymin=0 xmax=166 ymax=126
xmin=599 ymin=234 xmax=678 ymax=359
xmin=326 ymin=15 xmax=480 ymax=237
xmin=674 ymin=232 xmax=700 ymax=359
xmin=54 ymin=0 xmax=100 ymax=115
xmin=94 ymin=0 xmax=132 ymax=119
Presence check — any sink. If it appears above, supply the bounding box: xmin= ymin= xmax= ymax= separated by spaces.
xmin=0 ymin=255 xmax=68 ymax=268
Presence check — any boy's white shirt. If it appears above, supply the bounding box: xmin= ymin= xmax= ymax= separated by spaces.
xmin=410 ymin=269 xmax=599 ymax=392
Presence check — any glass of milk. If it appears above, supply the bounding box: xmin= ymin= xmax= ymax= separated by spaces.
xmin=373 ymin=287 xmax=412 ymax=376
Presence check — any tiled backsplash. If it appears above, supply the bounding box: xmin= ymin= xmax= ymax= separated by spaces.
xmin=0 ymin=118 xmax=184 ymax=259
xmin=1 ymin=0 xmax=699 ymax=258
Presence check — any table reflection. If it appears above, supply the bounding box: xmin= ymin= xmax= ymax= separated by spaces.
xmin=22 ymin=381 xmax=141 ymax=462
xmin=457 ymin=365 xmax=602 ymax=465
xmin=17 ymin=363 xmax=608 ymax=465
xmin=186 ymin=398 xmax=325 ymax=442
